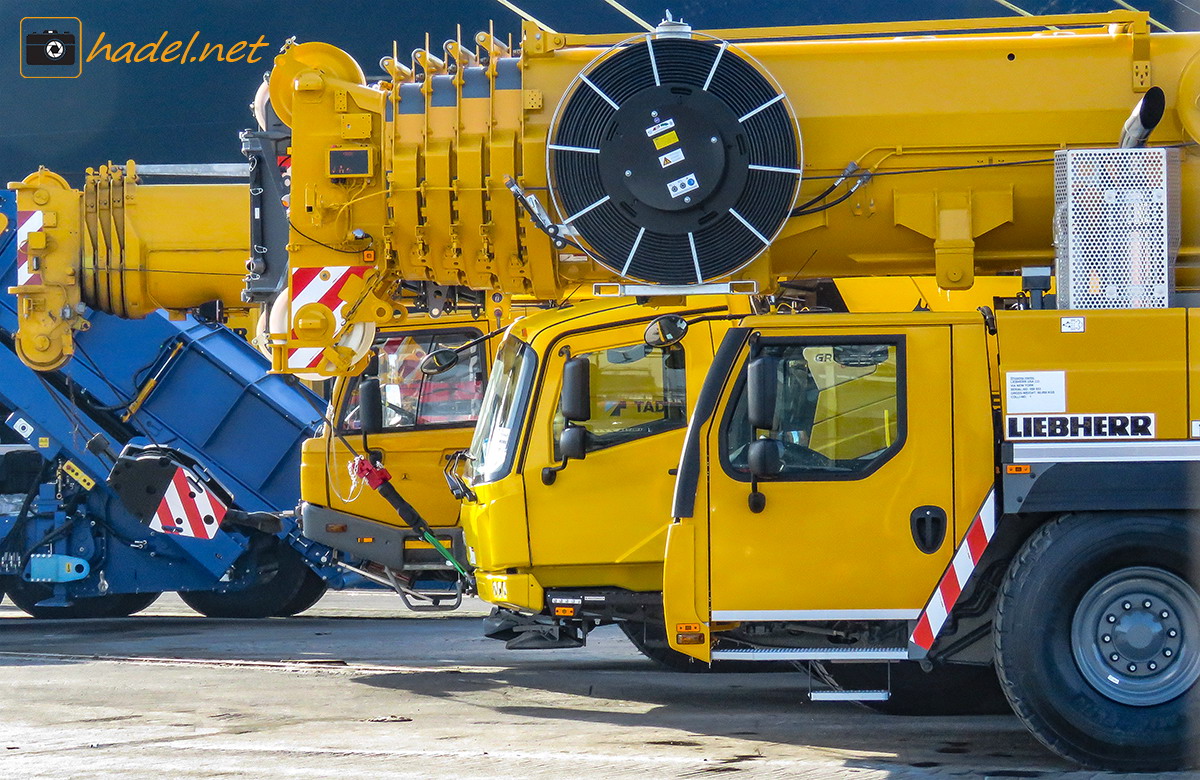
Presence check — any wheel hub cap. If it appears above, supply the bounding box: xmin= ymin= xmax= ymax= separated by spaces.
xmin=1071 ymin=566 xmax=1200 ymax=706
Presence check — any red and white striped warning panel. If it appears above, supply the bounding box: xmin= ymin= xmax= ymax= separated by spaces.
xmin=910 ymin=489 xmax=997 ymax=651
xmin=15 ymin=210 xmax=44 ymax=286
xmin=149 ymin=467 xmax=228 ymax=541
xmin=286 ymin=265 xmax=369 ymax=370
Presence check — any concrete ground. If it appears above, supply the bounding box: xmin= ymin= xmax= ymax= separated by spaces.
xmin=0 ymin=591 xmax=1193 ymax=779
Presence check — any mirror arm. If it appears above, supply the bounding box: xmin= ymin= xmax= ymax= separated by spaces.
xmin=453 ymin=324 xmax=509 ymax=355
xmin=747 ymin=473 xmax=766 ymax=513
xmin=541 ymin=457 xmax=570 ymax=486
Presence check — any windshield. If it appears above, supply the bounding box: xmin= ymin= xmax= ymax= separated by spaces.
xmin=466 ymin=335 xmax=537 ymax=485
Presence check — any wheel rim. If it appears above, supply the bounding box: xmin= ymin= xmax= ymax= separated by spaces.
xmin=1070 ymin=565 xmax=1200 ymax=707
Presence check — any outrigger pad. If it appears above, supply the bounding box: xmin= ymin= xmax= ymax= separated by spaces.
xmin=107 ymin=445 xmax=232 ymax=541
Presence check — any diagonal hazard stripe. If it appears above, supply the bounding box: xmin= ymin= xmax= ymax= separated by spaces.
xmin=286 ymin=266 xmax=369 ymax=370
xmin=172 ymin=469 xmax=208 ymax=539
xmin=910 ymin=489 xmax=997 ymax=652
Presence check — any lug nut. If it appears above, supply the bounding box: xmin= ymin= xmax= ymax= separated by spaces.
xmin=1123 ymin=601 xmax=1132 ymax=610
xmin=1128 ymin=663 xmax=1138 ymax=672
xmin=710 ymin=136 xmax=718 ymax=143
xmin=1161 ymin=611 xmax=1170 ymax=619
xmin=1164 ymin=649 xmax=1173 ymax=657
xmin=625 ymin=170 xmax=632 ymax=177
xmin=1102 ymin=634 xmax=1112 ymax=643
xmin=1169 ymin=629 xmax=1179 ymax=638
xmin=1111 ymin=653 xmax=1120 ymax=661
xmin=1144 ymin=600 xmax=1152 ymax=608
xmin=1107 ymin=615 xmax=1117 ymax=623
xmin=1149 ymin=662 xmax=1158 ymax=671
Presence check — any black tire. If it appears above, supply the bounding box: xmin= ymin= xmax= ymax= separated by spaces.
xmin=619 ymin=619 xmax=781 ymax=673
xmin=97 ymin=590 xmax=161 ymax=617
xmin=1 ymin=576 xmax=160 ymax=619
xmin=994 ymin=513 xmax=1200 ymax=771
xmin=621 ymin=618 xmax=713 ymax=672
xmin=821 ymin=661 xmax=1011 ymax=715
xmin=180 ymin=540 xmax=307 ymax=619
xmin=273 ymin=566 xmax=328 ymax=617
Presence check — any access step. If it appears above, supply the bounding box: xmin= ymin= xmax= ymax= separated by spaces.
xmin=711 ymin=646 xmax=907 ymax=661
xmin=810 ymin=689 xmax=890 ymax=702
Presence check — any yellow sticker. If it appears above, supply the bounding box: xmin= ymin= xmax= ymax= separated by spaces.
xmin=37 ymin=437 xmax=49 ymax=449
xmin=653 ymin=130 xmax=679 ymax=150
xmin=62 ymin=461 xmax=96 ymax=490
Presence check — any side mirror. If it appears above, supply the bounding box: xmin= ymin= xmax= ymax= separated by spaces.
xmin=559 ymin=425 xmax=587 ymax=461
xmin=833 ymin=344 xmax=889 ymax=368
xmin=359 ymin=377 xmax=384 ymax=435
xmin=747 ymin=439 xmax=782 ymax=478
xmin=420 ymin=348 xmax=460 ymax=376
xmin=746 ymin=356 xmax=778 ymax=431
xmin=561 ymin=357 xmax=591 ymax=422
xmin=644 ymin=314 xmax=688 ymax=348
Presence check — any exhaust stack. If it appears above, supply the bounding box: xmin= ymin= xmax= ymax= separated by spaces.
xmin=1118 ymin=86 xmax=1165 ymax=148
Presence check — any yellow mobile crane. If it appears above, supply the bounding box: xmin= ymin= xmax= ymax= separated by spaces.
xmin=13 ymin=9 xmax=1200 ymax=765
xmin=235 ymin=9 xmax=1193 ymax=769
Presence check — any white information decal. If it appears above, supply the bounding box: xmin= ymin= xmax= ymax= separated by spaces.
xmin=667 ymin=172 xmax=699 ymax=198
xmin=659 ymin=148 xmax=685 ymax=168
xmin=482 ymin=427 xmax=511 ymax=471
xmin=644 ymin=118 xmax=676 ymax=137
xmin=1005 ymin=371 xmax=1066 ymax=414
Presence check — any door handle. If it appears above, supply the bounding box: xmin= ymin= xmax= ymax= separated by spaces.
xmin=910 ymin=505 xmax=948 ymax=554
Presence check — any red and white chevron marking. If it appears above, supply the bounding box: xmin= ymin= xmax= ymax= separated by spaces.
xmin=286 ymin=265 xmax=369 ymax=370
xmin=149 ymin=467 xmax=228 ymax=541
xmin=15 ymin=210 xmax=44 ymax=286
xmin=910 ymin=489 xmax=997 ymax=651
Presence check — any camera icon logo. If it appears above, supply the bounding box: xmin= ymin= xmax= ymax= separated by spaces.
xmin=20 ymin=17 xmax=81 ymax=78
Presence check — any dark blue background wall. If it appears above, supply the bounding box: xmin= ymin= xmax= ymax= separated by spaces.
xmin=1 ymin=1 xmax=1195 ymax=184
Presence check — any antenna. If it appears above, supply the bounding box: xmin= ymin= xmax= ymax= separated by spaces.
xmin=603 ymin=0 xmax=655 ymax=32
xmin=492 ymin=0 xmax=559 ymax=34
xmin=1111 ymin=0 xmax=1175 ymax=32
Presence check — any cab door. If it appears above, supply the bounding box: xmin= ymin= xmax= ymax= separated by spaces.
xmin=519 ymin=319 xmax=713 ymax=588
xmin=705 ymin=323 xmax=956 ymax=619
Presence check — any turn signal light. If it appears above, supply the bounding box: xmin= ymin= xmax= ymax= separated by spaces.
xmin=675 ymin=632 xmax=706 ymax=645
xmin=554 ymin=606 xmax=577 ymax=617
xmin=325 ymin=524 xmax=348 ymax=533
xmin=1006 ymin=464 xmax=1031 ymax=474
xmin=357 ymin=536 xmax=375 ymax=543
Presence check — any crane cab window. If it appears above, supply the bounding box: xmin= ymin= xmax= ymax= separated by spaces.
xmin=554 ymin=342 xmax=686 ymax=454
xmin=340 ymin=330 xmax=485 ymax=432
xmin=723 ymin=340 xmax=904 ymax=479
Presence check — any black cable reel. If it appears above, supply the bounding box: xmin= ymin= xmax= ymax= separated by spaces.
xmin=546 ymin=27 xmax=802 ymax=286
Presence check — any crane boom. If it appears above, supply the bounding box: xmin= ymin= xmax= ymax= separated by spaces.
xmin=12 ymin=11 xmax=1200 ymax=375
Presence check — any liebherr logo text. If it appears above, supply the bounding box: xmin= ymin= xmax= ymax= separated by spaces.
xmin=1005 ymin=413 xmax=1155 ymax=440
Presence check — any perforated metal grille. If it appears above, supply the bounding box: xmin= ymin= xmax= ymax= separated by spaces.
xmin=1054 ymin=148 xmax=1180 ymax=309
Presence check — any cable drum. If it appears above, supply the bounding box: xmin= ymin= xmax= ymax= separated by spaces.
xmin=547 ymin=33 xmax=801 ymax=285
